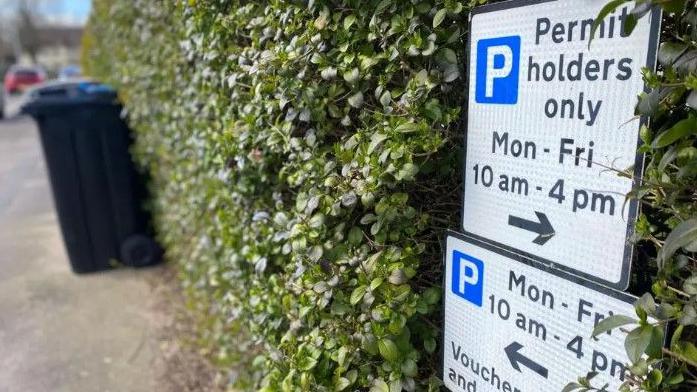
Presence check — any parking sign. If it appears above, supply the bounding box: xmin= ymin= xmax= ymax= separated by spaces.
xmin=462 ymin=0 xmax=660 ymax=290
xmin=442 ymin=232 xmax=645 ymax=392
xmin=475 ymin=36 xmax=521 ymax=104
xmin=451 ymin=250 xmax=485 ymax=307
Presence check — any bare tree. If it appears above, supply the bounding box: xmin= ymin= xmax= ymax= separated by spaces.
xmin=16 ymin=0 xmax=40 ymax=63
xmin=0 ymin=16 xmax=17 ymax=71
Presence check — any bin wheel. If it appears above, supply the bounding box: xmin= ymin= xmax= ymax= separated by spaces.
xmin=120 ymin=235 xmax=160 ymax=267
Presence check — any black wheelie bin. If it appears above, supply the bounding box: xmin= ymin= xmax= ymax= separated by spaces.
xmin=22 ymin=81 xmax=161 ymax=273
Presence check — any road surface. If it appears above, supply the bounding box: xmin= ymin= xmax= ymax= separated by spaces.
xmin=0 ymin=115 xmax=165 ymax=391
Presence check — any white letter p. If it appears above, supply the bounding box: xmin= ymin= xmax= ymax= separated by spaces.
xmin=485 ymin=45 xmax=513 ymax=98
xmin=458 ymin=259 xmax=479 ymax=294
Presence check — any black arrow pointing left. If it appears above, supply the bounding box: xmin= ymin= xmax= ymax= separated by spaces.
xmin=504 ymin=342 xmax=548 ymax=379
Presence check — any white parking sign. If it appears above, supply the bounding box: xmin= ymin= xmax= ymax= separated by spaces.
xmin=443 ymin=233 xmax=640 ymax=392
xmin=462 ymin=0 xmax=661 ymax=289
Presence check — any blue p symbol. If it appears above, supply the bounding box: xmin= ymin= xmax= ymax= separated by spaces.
xmin=451 ymin=251 xmax=484 ymax=307
xmin=475 ymin=36 xmax=521 ymax=104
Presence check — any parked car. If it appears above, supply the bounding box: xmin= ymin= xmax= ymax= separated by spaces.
xmin=58 ymin=65 xmax=82 ymax=80
xmin=4 ymin=66 xmax=46 ymax=95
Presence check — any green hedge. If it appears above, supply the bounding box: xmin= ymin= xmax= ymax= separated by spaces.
xmin=86 ymin=1 xmax=466 ymax=390
xmin=84 ymin=1 xmax=696 ymax=391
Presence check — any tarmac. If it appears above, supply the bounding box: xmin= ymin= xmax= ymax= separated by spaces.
xmin=0 ymin=113 xmax=164 ymax=391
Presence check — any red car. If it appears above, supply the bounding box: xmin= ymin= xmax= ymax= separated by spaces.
xmin=4 ymin=66 xmax=45 ymax=94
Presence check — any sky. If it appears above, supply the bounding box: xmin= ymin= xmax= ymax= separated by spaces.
xmin=0 ymin=0 xmax=91 ymax=26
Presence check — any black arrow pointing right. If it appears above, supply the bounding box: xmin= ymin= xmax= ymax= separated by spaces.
xmin=508 ymin=211 xmax=555 ymax=245
xmin=504 ymin=342 xmax=548 ymax=379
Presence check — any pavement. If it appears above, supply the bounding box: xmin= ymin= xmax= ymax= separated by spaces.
xmin=2 ymin=93 xmax=25 ymax=119
xmin=0 ymin=113 xmax=167 ymax=391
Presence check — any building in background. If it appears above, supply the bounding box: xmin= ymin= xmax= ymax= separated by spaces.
xmin=17 ymin=25 xmax=82 ymax=74
xmin=0 ymin=0 xmax=87 ymax=76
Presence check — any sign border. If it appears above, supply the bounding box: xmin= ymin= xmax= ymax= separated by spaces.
xmin=439 ymin=230 xmax=638 ymax=392
xmin=461 ymin=0 xmax=662 ymax=291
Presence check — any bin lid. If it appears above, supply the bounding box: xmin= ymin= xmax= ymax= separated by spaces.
xmin=21 ymin=80 xmax=119 ymax=115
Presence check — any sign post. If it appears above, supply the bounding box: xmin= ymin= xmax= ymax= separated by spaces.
xmin=462 ymin=0 xmax=660 ymax=290
xmin=443 ymin=233 xmax=639 ymax=392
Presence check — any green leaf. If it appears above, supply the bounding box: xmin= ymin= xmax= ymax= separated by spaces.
xmin=389 ymin=380 xmax=402 ymax=392
xmin=635 ymin=292 xmax=656 ymax=315
xmin=424 ymin=337 xmax=436 ymax=353
xmin=335 ymin=377 xmax=350 ymax=391
xmin=343 ymin=15 xmax=356 ymax=30
xmin=348 ymin=226 xmax=363 ymax=245
xmin=656 ymin=303 xmax=678 ymax=320
xmin=348 ymin=91 xmax=364 ymax=108
xmin=677 ymin=342 xmax=697 ymax=364
xmin=379 ymin=90 xmax=392 ymax=107
xmin=658 ymin=146 xmax=678 ymax=171
xmin=433 ymin=9 xmax=447 ymax=28
xmin=401 ymin=358 xmax=418 ymax=377
xmin=314 ymin=11 xmax=329 ymax=29
xmin=449 ymin=2 xmax=463 ymax=14
xmin=370 ymin=379 xmax=389 ymax=392
xmin=330 ymin=301 xmax=351 ymax=316
xmin=662 ymin=0 xmax=686 ymax=13
xmin=646 ymin=325 xmax=665 ymax=358
xmin=625 ymin=325 xmax=653 ymax=363
xmin=350 ymin=285 xmax=367 ymax=305
xmin=658 ymin=42 xmax=688 ymax=67
xmin=424 ymin=99 xmax=442 ymax=121
xmin=671 ymin=324 xmax=684 ymax=349
xmin=592 ymin=315 xmax=637 ymax=337
xmin=622 ymin=13 xmax=637 ymax=36
xmin=589 ymin=0 xmax=629 ymax=48
xmin=360 ymin=213 xmax=377 ymax=224
xmin=675 ymin=50 xmax=697 ymax=75
xmin=343 ymin=67 xmax=359 ymax=83
xmin=368 ymin=133 xmax=388 ymax=154
xmin=321 ymin=67 xmax=337 ymax=80
xmin=397 ymin=163 xmax=419 ymax=181
xmin=423 ymin=287 xmax=441 ymax=305
xmin=678 ymin=160 xmax=697 ymax=178
xmin=636 ymin=88 xmax=663 ymax=116
xmin=375 ymin=0 xmax=391 ymax=13
xmin=297 ymin=355 xmax=318 ymax=371
xmin=377 ymin=338 xmax=400 ymax=362
xmin=666 ymin=372 xmax=685 ymax=386
xmin=684 ymin=275 xmax=697 ymax=296
xmin=388 ymin=269 xmax=408 ymax=285
xmin=337 ymin=346 xmax=349 ymax=366
xmin=630 ymin=358 xmax=649 ymax=377
xmin=395 ymin=122 xmax=419 ymax=133
xmin=658 ymin=218 xmax=697 ymax=264
xmin=370 ymin=277 xmax=383 ymax=290
xmin=439 ymin=48 xmax=457 ymax=64
xmin=442 ymin=64 xmax=460 ymax=82
xmin=652 ymin=118 xmax=697 ymax=148
xmin=638 ymin=125 xmax=651 ymax=145
xmin=308 ymin=245 xmax=323 ymax=262
xmin=562 ymin=383 xmax=583 ymax=392
xmin=648 ymin=369 xmax=663 ymax=386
